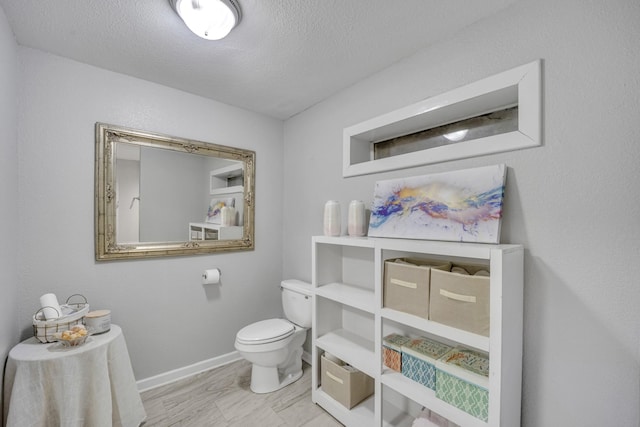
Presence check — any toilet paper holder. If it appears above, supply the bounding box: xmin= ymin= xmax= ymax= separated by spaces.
xmin=202 ymin=268 xmax=221 ymax=285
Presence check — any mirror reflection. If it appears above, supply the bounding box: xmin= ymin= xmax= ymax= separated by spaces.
xmin=115 ymin=143 xmax=245 ymax=243
xmin=95 ymin=123 xmax=255 ymax=260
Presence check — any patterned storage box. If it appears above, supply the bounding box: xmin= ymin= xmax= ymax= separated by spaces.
xmin=383 ymin=333 xmax=411 ymax=372
xmin=401 ymin=337 xmax=452 ymax=389
xmin=435 ymin=348 xmax=490 ymax=422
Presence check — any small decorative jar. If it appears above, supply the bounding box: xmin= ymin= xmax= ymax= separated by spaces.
xmin=323 ymin=201 xmax=341 ymax=236
xmin=84 ymin=310 xmax=111 ymax=335
xmin=348 ymin=200 xmax=366 ymax=236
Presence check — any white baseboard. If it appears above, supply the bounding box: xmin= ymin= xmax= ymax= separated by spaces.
xmin=137 ymin=350 xmax=242 ymax=392
xmin=137 ymin=349 xmax=313 ymax=393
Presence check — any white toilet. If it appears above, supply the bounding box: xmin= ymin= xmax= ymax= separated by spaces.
xmin=234 ymin=279 xmax=313 ymax=394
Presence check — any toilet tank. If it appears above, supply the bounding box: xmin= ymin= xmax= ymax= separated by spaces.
xmin=281 ymin=280 xmax=313 ymax=328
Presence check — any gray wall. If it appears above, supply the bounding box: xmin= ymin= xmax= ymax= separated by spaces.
xmin=139 ymin=147 xmax=204 ymax=242
xmin=0 ymin=6 xmax=18 ymax=422
xmin=116 ymin=159 xmax=140 ymax=243
xmin=14 ymin=47 xmax=285 ymax=380
xmin=282 ymin=1 xmax=640 ymax=426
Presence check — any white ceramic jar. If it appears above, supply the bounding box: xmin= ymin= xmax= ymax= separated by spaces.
xmin=221 ymin=206 xmax=236 ymax=226
xmin=323 ymin=200 xmax=341 ymax=236
xmin=348 ymin=200 xmax=367 ymax=236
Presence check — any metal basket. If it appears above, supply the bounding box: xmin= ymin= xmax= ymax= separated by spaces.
xmin=32 ymin=294 xmax=90 ymax=343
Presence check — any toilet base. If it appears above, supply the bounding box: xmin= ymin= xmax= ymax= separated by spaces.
xmin=236 ymin=324 xmax=307 ymax=394
xmin=249 ymin=364 xmax=303 ymax=394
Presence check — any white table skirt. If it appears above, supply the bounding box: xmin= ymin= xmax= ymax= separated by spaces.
xmin=3 ymin=324 xmax=146 ymax=427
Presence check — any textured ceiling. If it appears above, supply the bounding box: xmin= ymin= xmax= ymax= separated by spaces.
xmin=0 ymin=0 xmax=518 ymax=119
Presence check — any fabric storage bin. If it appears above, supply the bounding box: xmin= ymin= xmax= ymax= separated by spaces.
xmin=435 ymin=347 xmax=490 ymax=421
xmin=384 ymin=258 xmax=451 ymax=319
xmin=383 ymin=333 xmax=411 ymax=372
xmin=429 ymin=264 xmax=490 ymax=336
xmin=401 ymin=337 xmax=452 ymax=390
xmin=321 ymin=354 xmax=374 ymax=409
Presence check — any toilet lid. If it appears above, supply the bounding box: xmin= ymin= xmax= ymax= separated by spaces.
xmin=236 ymin=318 xmax=294 ymax=345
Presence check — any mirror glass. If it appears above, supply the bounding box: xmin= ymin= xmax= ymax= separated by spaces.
xmin=95 ymin=123 xmax=255 ymax=260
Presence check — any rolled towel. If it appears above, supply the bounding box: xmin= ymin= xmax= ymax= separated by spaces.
xmin=474 ymin=269 xmax=490 ymax=277
xmin=451 ymin=266 xmax=469 ymax=275
xmin=412 ymin=418 xmax=438 ymax=427
xmin=428 ymin=410 xmax=460 ymax=427
xmin=416 ymin=408 xmax=430 ymax=419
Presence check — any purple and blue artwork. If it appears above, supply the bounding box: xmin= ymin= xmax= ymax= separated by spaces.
xmin=368 ymin=164 xmax=506 ymax=243
xmin=206 ymin=197 xmax=235 ymax=224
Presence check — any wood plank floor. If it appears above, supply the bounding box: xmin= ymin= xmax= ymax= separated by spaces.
xmin=140 ymin=359 xmax=343 ymax=426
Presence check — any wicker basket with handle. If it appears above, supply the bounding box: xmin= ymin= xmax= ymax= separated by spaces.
xmin=32 ymin=294 xmax=90 ymax=343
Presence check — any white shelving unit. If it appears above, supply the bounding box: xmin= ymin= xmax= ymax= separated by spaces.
xmin=311 ymin=235 xmax=523 ymax=427
xmin=210 ymin=162 xmax=244 ymax=195
xmin=188 ymin=222 xmax=243 ymax=241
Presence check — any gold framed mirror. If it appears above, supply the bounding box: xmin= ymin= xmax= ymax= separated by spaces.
xmin=95 ymin=123 xmax=255 ymax=260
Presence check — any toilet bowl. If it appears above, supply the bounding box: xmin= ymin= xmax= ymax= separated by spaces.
xmin=234 ymin=280 xmax=312 ymax=394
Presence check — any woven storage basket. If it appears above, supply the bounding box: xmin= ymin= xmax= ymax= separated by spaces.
xmin=32 ymin=294 xmax=90 ymax=343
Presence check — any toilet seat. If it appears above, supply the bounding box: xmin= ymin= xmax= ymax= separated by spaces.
xmin=236 ymin=318 xmax=294 ymax=345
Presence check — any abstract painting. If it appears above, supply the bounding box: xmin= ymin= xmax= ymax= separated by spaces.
xmin=368 ymin=164 xmax=506 ymax=243
xmin=206 ymin=197 xmax=235 ymax=224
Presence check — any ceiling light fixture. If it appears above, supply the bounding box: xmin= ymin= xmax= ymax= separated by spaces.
xmin=170 ymin=0 xmax=241 ymax=40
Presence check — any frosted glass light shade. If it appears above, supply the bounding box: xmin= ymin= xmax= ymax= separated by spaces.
xmin=443 ymin=129 xmax=469 ymax=142
xmin=171 ymin=0 xmax=241 ymax=40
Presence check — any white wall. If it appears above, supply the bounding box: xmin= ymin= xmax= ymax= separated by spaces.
xmin=0 ymin=6 xmax=19 ymax=422
xmin=283 ymin=0 xmax=640 ymax=425
xmin=16 ymin=47 xmax=285 ymax=380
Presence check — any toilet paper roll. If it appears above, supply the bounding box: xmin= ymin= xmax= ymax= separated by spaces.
xmin=202 ymin=268 xmax=221 ymax=285
xmin=39 ymin=293 xmax=62 ymax=320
